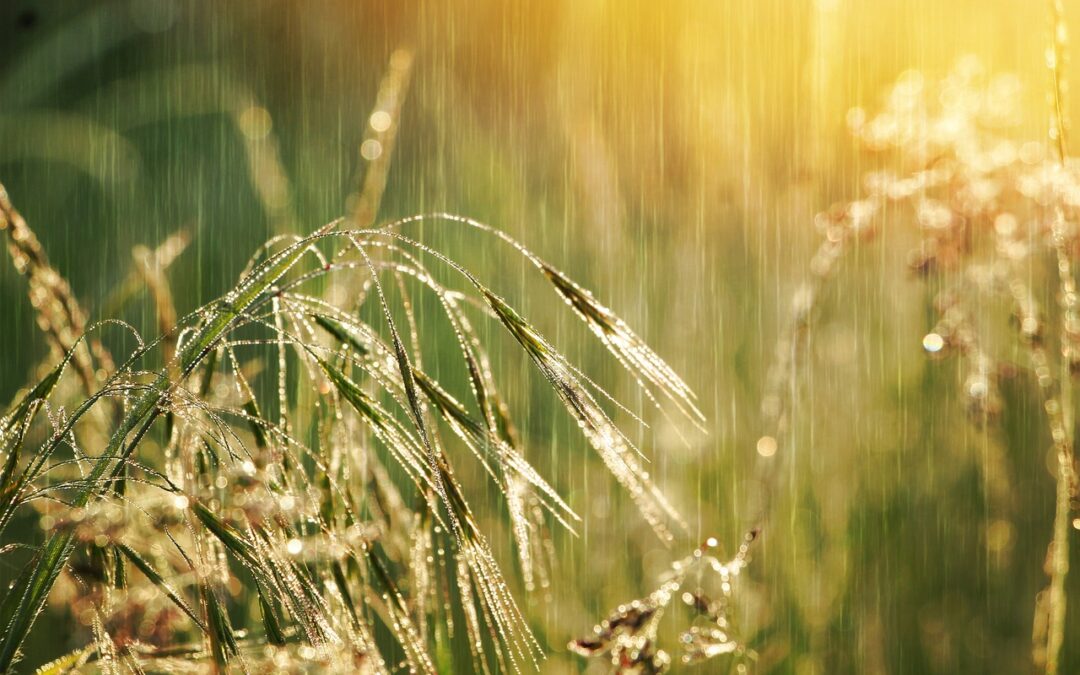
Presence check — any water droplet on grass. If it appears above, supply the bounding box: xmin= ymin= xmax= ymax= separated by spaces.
xmin=922 ymin=333 xmax=945 ymax=353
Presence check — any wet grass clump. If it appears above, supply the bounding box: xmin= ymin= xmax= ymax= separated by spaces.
xmin=0 ymin=186 xmax=699 ymax=673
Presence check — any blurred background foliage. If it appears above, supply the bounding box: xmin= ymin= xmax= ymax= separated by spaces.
xmin=1 ymin=0 xmax=1078 ymax=672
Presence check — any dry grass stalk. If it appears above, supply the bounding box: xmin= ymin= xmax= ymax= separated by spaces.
xmin=0 ymin=187 xmax=102 ymax=397
xmin=350 ymin=48 xmax=414 ymax=229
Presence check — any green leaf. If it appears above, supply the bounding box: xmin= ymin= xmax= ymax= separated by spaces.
xmin=201 ymin=583 xmax=239 ymax=669
xmin=192 ymin=501 xmax=259 ymax=568
xmin=313 ymin=314 xmax=369 ymax=355
xmin=255 ymin=579 xmax=287 ymax=647
xmin=30 ymin=645 xmax=95 ymax=675
xmin=116 ymin=544 xmax=206 ymax=631
xmin=0 ymin=354 xmax=68 ymax=439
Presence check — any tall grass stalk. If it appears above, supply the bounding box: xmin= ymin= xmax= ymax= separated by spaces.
xmin=0 ymin=168 xmax=700 ymax=672
xmin=1044 ymin=4 xmax=1075 ymax=672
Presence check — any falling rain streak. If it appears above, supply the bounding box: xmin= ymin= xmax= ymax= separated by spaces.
xmin=2 ymin=1 xmax=1080 ymax=674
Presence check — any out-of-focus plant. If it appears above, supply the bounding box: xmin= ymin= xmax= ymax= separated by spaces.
xmin=572 ymin=12 xmax=1080 ymax=672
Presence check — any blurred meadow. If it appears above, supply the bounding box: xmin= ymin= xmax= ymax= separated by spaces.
xmin=2 ymin=0 xmax=1080 ymax=673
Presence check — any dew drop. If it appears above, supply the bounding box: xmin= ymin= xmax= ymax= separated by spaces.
xmin=370 ymin=111 xmax=393 ymax=132
xmin=361 ymin=139 xmax=383 ymax=160
xmin=756 ymin=436 xmax=778 ymax=457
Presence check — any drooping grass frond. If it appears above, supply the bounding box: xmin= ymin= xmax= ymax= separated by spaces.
xmin=386 ymin=213 xmax=706 ymax=432
xmin=0 ymin=180 xmax=696 ymax=673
